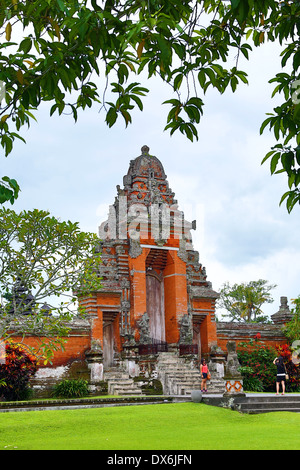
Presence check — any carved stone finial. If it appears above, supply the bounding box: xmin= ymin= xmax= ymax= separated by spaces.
xmin=271 ymin=296 xmax=293 ymax=324
xmin=141 ymin=145 xmax=150 ymax=155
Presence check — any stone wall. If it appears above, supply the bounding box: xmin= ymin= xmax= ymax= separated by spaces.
xmin=11 ymin=318 xmax=91 ymax=367
xmin=216 ymin=297 xmax=293 ymax=353
xmin=217 ymin=321 xmax=286 ymax=352
xmin=8 ymin=318 xmax=92 ymax=397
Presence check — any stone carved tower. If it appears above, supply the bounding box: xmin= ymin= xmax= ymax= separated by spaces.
xmin=80 ymin=146 xmax=219 ymax=371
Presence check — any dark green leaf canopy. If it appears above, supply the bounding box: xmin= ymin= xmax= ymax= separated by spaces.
xmin=0 ymin=1 xmax=300 ymax=210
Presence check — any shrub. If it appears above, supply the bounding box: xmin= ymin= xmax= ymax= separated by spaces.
xmin=141 ymin=379 xmax=163 ymax=395
xmin=282 ymin=296 xmax=300 ymax=343
xmin=52 ymin=379 xmax=89 ymax=398
xmin=276 ymin=344 xmax=300 ymax=392
xmin=0 ymin=343 xmax=38 ymax=401
xmin=237 ymin=340 xmax=277 ymax=392
xmin=239 ymin=367 xmax=264 ymax=392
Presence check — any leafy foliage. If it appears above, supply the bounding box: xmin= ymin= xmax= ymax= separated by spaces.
xmin=217 ymin=279 xmax=276 ymax=323
xmin=0 ymin=207 xmax=102 ymax=362
xmin=0 ymin=342 xmax=38 ymax=401
xmin=238 ymin=340 xmax=277 ymax=392
xmin=275 ymin=343 xmax=300 ymax=392
xmin=238 ymin=365 xmax=265 ymax=393
xmin=238 ymin=339 xmax=300 ymax=392
xmin=52 ymin=378 xmax=89 ymax=398
xmin=0 ymin=1 xmax=299 ymax=208
xmin=283 ymin=295 xmax=300 ymax=344
xmin=0 ymin=177 xmax=20 ymax=204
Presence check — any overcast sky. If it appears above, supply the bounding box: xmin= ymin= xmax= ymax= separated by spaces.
xmin=2 ymin=39 xmax=300 ymax=320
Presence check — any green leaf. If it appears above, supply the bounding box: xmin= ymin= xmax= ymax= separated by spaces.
xmin=270 ymin=152 xmax=280 ymax=174
xmin=106 ymin=107 xmax=118 ymax=128
xmin=261 ymin=149 xmax=275 ymax=165
xmin=130 ymin=95 xmax=143 ymax=111
xmin=231 ymin=0 xmax=241 ymax=8
xmin=288 ymin=173 xmax=296 ymax=189
xmin=186 ymin=97 xmax=204 ymax=109
xmin=293 ymin=51 xmax=300 ymax=71
xmin=174 ymin=73 xmax=183 ymax=91
xmin=293 ymin=104 xmax=300 ymax=123
xmin=198 ymin=69 xmax=206 ymax=88
xmin=56 ymin=0 xmax=66 ymax=11
xmin=19 ymin=38 xmax=32 ymax=54
xmin=281 ymin=151 xmax=295 ymax=173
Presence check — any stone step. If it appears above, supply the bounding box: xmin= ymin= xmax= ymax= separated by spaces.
xmin=164 ymin=369 xmax=201 ymax=377
xmin=168 ymin=379 xmax=201 ymax=387
xmin=167 ymin=379 xmax=201 ymax=388
xmin=109 ymin=384 xmax=143 ymax=395
xmin=108 ymin=379 xmax=137 ymax=385
xmin=157 ymin=351 xmax=226 ymax=396
xmin=164 ymin=370 xmax=201 ymax=376
xmin=110 ymin=382 xmax=141 ymax=390
xmin=113 ymin=390 xmax=143 ymax=396
xmin=239 ymin=396 xmax=300 ymax=403
xmin=236 ymin=396 xmax=300 ymax=414
xmin=104 ymin=373 xmax=130 ymax=381
xmin=107 ymin=375 xmax=143 ymax=396
xmin=105 ymin=366 xmax=144 ymax=396
xmin=172 ymin=384 xmax=201 ymax=395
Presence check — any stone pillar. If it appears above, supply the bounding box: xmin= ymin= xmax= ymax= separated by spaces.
xmin=85 ymin=340 xmax=104 ymax=384
xmin=208 ymin=345 xmax=227 ymax=379
xmin=223 ymin=341 xmax=245 ymax=397
xmin=122 ymin=335 xmax=140 ymax=377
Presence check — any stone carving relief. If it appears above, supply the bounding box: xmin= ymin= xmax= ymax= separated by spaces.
xmin=179 ymin=314 xmax=193 ymax=344
xmin=137 ymin=312 xmax=151 ymax=344
xmin=129 ymin=239 xmax=143 ymax=258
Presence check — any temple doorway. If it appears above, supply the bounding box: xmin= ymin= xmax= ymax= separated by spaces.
xmin=146 ymin=248 xmax=168 ymax=343
xmin=146 ymin=273 xmax=165 ymax=342
xmin=193 ymin=324 xmax=201 ymax=360
xmin=103 ymin=324 xmax=113 ymax=369
xmin=103 ymin=312 xmax=118 ymax=369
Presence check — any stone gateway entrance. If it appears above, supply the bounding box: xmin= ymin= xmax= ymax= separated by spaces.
xmin=80 ymin=146 xmax=220 ymax=377
xmin=13 ymin=146 xmax=291 ymax=397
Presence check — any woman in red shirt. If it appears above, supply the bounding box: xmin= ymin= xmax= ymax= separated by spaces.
xmin=200 ymin=358 xmax=210 ymax=392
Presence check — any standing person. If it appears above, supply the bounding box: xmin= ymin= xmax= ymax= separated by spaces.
xmin=273 ymin=356 xmax=286 ymax=395
xmin=200 ymin=358 xmax=210 ymax=393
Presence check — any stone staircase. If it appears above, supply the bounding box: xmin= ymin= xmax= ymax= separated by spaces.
xmin=103 ymin=353 xmax=226 ymax=397
xmin=157 ymin=352 xmax=224 ymax=395
xmin=104 ymin=368 xmax=143 ymax=396
xmin=235 ymin=395 xmax=300 ymax=414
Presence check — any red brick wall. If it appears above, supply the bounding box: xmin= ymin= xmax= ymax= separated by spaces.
xmin=164 ymin=250 xmax=188 ymax=344
xmin=12 ymin=333 xmax=91 ymax=367
xmin=217 ymin=322 xmax=287 ymax=352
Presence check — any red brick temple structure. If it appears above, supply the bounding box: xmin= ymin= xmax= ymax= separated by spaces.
xmin=82 ymin=145 xmax=219 ymax=365
xmin=12 ymin=146 xmax=291 ymax=396
xmin=72 ymin=145 xmax=221 ymax=391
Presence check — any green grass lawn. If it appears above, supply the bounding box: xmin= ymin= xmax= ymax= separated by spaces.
xmin=1 ymin=403 xmax=300 ymax=450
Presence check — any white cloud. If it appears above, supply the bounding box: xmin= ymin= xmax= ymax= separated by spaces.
xmin=1 ymin=36 xmax=299 ymax=319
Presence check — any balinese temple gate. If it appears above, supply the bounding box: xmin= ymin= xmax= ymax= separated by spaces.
xmin=79 ymin=145 xmax=221 ymax=392
xmin=21 ymin=146 xmax=290 ymax=396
